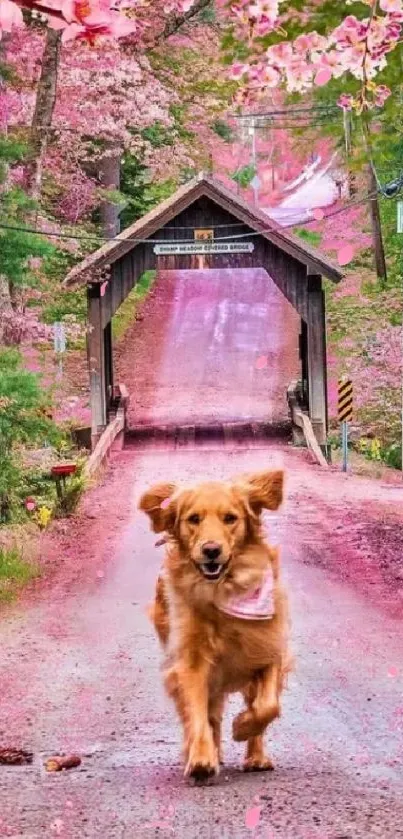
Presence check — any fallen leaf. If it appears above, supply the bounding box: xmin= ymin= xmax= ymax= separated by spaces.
xmin=255 ymin=356 xmax=267 ymax=370
xmin=245 ymin=805 xmax=261 ymax=830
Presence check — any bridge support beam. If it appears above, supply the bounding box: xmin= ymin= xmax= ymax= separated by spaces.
xmin=306 ymin=273 xmax=327 ymax=446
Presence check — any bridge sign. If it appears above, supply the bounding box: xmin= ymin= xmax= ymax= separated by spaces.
xmin=153 ymin=242 xmax=254 ymax=256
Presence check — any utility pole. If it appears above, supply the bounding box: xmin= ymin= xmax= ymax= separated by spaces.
xmin=249 ymin=121 xmax=259 ymax=205
xmin=343 ymin=109 xmax=355 ymax=198
xmin=361 ymin=120 xmax=387 ymax=285
xmin=367 ymin=162 xmax=388 ymax=285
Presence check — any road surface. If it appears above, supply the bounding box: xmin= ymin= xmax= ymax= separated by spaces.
xmin=0 ymin=443 xmax=403 ymax=838
xmin=115 ymin=269 xmax=300 ymax=428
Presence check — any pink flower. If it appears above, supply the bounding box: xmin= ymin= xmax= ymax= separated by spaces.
xmin=380 ymin=0 xmax=402 ymax=10
xmin=338 ymin=93 xmax=354 ymax=110
xmin=230 ymin=61 xmax=249 ymax=80
xmin=374 ymin=84 xmax=391 ymax=106
xmin=0 ymin=0 xmax=23 ymax=37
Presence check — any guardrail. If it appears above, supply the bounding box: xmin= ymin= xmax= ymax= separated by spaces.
xmin=85 ymin=384 xmax=129 ymax=479
xmin=287 ymin=382 xmax=328 ymax=469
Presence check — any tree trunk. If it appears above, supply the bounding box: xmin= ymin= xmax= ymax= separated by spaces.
xmin=26 ymin=28 xmax=61 ymax=199
xmin=98 ymin=149 xmax=121 ymax=239
xmin=367 ymin=163 xmax=387 ymax=286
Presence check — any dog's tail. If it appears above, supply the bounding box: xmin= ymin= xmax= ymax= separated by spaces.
xmin=148 ymin=574 xmax=170 ymax=648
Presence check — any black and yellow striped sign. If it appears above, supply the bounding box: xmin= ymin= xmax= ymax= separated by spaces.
xmin=338 ymin=378 xmax=353 ymax=423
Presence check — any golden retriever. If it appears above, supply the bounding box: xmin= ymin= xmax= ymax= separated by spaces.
xmin=139 ymin=469 xmax=291 ymax=782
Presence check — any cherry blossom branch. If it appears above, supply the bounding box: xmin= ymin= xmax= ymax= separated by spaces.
xmin=147 ymin=0 xmax=212 ymax=49
xmin=230 ymin=0 xmax=403 ymax=112
xmin=0 ymin=0 xmax=198 ymax=44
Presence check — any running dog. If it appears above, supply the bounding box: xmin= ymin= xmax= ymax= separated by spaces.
xmin=139 ymin=469 xmax=292 ymax=781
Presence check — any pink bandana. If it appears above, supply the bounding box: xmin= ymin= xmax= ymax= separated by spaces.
xmin=219 ymin=568 xmax=275 ymax=621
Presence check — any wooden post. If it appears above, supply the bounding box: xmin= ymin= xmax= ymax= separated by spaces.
xmin=87 ymin=284 xmax=106 ymax=447
xmin=104 ymin=320 xmax=113 ymax=419
xmin=307 ymin=273 xmax=327 ymax=446
xmin=299 ymin=319 xmax=308 ymax=408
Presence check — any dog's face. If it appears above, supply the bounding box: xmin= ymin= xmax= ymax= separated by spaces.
xmin=139 ymin=470 xmax=283 ymax=582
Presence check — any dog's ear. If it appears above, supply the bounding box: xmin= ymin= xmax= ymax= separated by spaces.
xmin=138 ymin=482 xmax=178 ymax=533
xmin=241 ymin=470 xmax=284 ymax=513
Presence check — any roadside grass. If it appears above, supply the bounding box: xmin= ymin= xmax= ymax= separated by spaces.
xmin=0 ymin=545 xmax=40 ymax=604
xmin=112 ymin=270 xmax=156 ymax=342
xmin=325 ymin=266 xmax=401 ymax=468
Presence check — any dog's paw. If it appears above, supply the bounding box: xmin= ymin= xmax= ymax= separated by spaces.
xmin=185 ymin=760 xmax=218 ymax=783
xmin=233 ymin=711 xmax=262 ymax=741
xmin=243 ymin=756 xmax=274 ymax=772
xmin=233 ymin=705 xmax=279 ymax=742
xmin=185 ymin=741 xmax=219 ymax=783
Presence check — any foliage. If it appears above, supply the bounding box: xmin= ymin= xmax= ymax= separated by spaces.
xmin=0 ymin=191 xmax=55 ymax=289
xmin=295 ymin=227 xmax=322 ymax=247
xmin=112 ymin=271 xmax=157 ymax=341
xmin=0 ymin=136 xmax=55 ymax=301
xmin=212 ymin=119 xmax=234 ymax=142
xmin=119 ymin=154 xmax=176 ymax=229
xmin=357 ymin=436 xmax=402 ymax=470
xmin=231 ymin=163 xmax=256 ymax=189
xmin=0 ymin=348 xmax=60 ymax=521
xmin=54 ymin=467 xmax=86 ymax=518
xmin=0 ymin=545 xmax=39 ymax=604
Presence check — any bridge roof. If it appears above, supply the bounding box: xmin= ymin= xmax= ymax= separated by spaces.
xmin=64 ymin=172 xmax=343 ymax=287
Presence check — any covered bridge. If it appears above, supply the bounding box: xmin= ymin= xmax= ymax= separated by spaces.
xmin=65 ymin=173 xmax=343 ymax=449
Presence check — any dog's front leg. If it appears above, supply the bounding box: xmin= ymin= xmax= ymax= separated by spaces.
xmin=178 ymin=657 xmax=218 ymax=782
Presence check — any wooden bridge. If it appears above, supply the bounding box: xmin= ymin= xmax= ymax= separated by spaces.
xmin=65 ymin=174 xmax=343 ymax=456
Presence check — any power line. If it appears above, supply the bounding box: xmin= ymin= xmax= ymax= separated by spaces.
xmin=231 ymin=106 xmax=339 ymax=118
xmin=0 ymin=185 xmax=393 ymax=246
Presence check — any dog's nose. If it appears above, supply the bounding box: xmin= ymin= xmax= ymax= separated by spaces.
xmin=202 ymin=542 xmax=222 ymax=562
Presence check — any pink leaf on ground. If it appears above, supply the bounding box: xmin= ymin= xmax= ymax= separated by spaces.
xmin=245 ymin=806 xmax=261 ymax=830
xmin=96 ymin=570 xmax=104 ymax=579
xmin=337 ymin=244 xmax=355 ymax=266
xmin=312 ymin=208 xmax=325 ymax=221
xmin=160 ymin=498 xmax=171 ymax=509
xmin=388 ymin=667 xmax=398 ymax=677
xmin=255 ymin=356 xmax=267 ymax=370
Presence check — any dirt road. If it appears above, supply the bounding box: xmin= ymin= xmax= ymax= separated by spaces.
xmin=115 ymin=269 xmax=300 ymax=428
xmin=1 ymin=442 xmax=403 ymax=839
xmin=1 ymin=268 xmax=403 ymax=837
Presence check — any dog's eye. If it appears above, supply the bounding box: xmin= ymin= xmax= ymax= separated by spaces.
xmin=187 ymin=514 xmax=200 ymax=525
xmin=224 ymin=513 xmax=238 ymax=524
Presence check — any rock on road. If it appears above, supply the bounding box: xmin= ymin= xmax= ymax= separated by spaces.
xmin=1 ymin=444 xmax=403 ymax=839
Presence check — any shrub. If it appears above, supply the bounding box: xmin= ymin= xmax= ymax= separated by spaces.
xmin=0 ymin=545 xmax=39 ymax=603
xmin=0 ymin=348 xmax=61 ymax=521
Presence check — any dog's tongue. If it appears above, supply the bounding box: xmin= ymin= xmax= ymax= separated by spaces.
xmin=219 ymin=568 xmax=275 ymax=620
